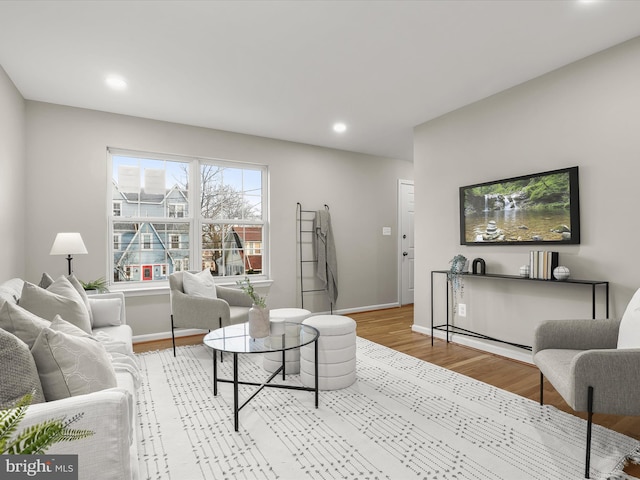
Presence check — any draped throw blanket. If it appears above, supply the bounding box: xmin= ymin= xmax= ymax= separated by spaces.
xmin=314 ymin=209 xmax=338 ymax=306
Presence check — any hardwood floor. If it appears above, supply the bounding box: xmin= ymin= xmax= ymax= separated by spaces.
xmin=133 ymin=304 xmax=640 ymax=476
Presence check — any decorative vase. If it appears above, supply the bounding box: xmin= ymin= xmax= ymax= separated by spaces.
xmin=248 ymin=304 xmax=270 ymax=338
xmin=472 ymin=258 xmax=486 ymax=275
xmin=553 ymin=266 xmax=570 ymax=281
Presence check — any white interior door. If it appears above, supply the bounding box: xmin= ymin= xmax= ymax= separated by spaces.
xmin=399 ymin=180 xmax=414 ymax=305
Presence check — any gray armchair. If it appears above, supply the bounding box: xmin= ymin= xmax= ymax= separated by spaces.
xmin=533 ymin=317 xmax=640 ymax=478
xmin=169 ymin=272 xmax=253 ymax=356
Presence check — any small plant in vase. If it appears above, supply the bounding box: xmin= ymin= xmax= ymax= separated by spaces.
xmin=448 ymin=254 xmax=468 ymax=315
xmin=80 ymin=277 xmax=110 ymax=293
xmin=236 ymin=277 xmax=269 ymax=338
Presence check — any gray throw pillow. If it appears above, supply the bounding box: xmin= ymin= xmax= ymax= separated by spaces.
xmin=20 ymin=277 xmax=91 ymax=333
xmin=0 ymin=301 xmax=51 ymax=348
xmin=0 ymin=328 xmax=45 ymax=409
xmin=38 ymin=272 xmax=54 ymax=289
xmin=31 ymin=317 xmax=117 ymax=401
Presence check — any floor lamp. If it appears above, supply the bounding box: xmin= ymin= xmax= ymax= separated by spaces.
xmin=50 ymin=232 xmax=88 ymax=275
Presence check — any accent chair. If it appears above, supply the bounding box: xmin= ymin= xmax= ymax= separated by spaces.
xmin=533 ymin=288 xmax=640 ymax=479
xmin=169 ymin=271 xmax=252 ymax=356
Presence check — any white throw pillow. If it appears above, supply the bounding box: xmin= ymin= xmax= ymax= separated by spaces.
xmin=31 ymin=319 xmax=117 ymax=401
xmin=90 ymin=297 xmax=123 ymax=328
xmin=183 ymin=270 xmax=217 ymax=299
xmin=20 ymin=277 xmax=92 ymax=333
xmin=66 ymin=274 xmax=94 ymax=326
xmin=617 ymin=288 xmax=640 ymax=348
xmin=49 ymin=314 xmax=92 ymax=338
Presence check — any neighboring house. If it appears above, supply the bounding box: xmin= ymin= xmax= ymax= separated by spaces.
xmin=111 ymin=181 xmax=260 ymax=281
xmin=112 ymin=181 xmax=190 ymax=282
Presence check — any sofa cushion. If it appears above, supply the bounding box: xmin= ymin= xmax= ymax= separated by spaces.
xmin=0 ymin=328 xmax=45 ymax=409
xmin=183 ymin=269 xmax=217 ymax=298
xmin=0 ymin=301 xmax=51 ymax=348
xmin=31 ymin=316 xmax=117 ymax=401
xmin=618 ymin=288 xmax=640 ymax=349
xmin=94 ymin=327 xmax=134 ymax=356
xmin=20 ymin=277 xmax=92 ymax=333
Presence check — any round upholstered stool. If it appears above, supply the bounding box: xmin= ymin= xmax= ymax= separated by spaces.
xmin=300 ymin=315 xmax=356 ymax=390
xmin=263 ymin=308 xmax=312 ymax=374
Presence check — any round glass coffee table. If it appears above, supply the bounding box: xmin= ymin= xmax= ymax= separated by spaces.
xmin=204 ymin=321 xmax=320 ymax=431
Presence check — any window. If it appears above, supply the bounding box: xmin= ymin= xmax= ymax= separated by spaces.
xmin=109 ymin=149 xmax=267 ymax=285
xmin=168 ymin=203 xmax=186 ymax=218
xmin=142 ymin=233 xmax=152 ymax=250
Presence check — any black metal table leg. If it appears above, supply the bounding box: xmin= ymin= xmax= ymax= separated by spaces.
xmin=213 ymin=348 xmax=218 ymax=396
xmin=314 ymin=338 xmax=319 ymax=408
xmin=233 ymin=353 xmax=239 ymax=432
xmin=281 ymin=333 xmax=286 ymax=380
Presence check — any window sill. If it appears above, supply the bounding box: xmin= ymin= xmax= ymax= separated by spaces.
xmin=110 ymin=278 xmax=274 ymax=298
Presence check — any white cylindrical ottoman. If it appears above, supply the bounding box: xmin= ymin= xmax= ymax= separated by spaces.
xmin=263 ymin=308 xmax=312 ymax=374
xmin=300 ymin=315 xmax=356 ymax=390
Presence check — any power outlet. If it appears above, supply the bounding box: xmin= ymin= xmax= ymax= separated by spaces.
xmin=458 ymin=303 xmax=467 ymax=317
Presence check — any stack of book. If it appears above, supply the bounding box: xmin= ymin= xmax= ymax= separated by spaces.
xmin=529 ymin=251 xmax=559 ymax=280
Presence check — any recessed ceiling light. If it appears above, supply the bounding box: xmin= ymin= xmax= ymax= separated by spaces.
xmin=333 ymin=122 xmax=347 ymax=133
xmin=105 ymin=75 xmax=127 ymax=90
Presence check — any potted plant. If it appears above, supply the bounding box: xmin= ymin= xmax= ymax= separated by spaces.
xmin=80 ymin=277 xmax=109 ymax=294
xmin=236 ymin=277 xmax=269 ymax=338
xmin=448 ymin=254 xmax=468 ymax=314
xmin=1 ymin=392 xmax=93 ymax=454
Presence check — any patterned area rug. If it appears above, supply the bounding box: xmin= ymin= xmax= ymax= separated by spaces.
xmin=136 ymin=338 xmax=638 ymax=480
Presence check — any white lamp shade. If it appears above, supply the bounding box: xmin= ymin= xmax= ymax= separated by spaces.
xmin=49 ymin=233 xmax=88 ymax=255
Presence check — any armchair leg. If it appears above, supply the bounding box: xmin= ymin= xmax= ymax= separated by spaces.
xmin=585 ymin=386 xmax=594 ymax=479
xmin=171 ymin=314 xmax=176 ymax=357
xmin=540 ymin=372 xmax=544 ymax=405
xmin=218 ymin=317 xmax=224 ymax=363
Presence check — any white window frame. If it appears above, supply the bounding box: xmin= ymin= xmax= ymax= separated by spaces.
xmin=107 ymin=147 xmax=269 ymax=289
xmin=141 ymin=233 xmax=152 ymax=250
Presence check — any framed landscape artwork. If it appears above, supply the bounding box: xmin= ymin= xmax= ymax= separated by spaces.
xmin=459 ymin=166 xmax=580 ymax=245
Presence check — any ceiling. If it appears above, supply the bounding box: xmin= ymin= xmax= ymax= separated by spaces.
xmin=1 ymin=1 xmax=640 ymax=161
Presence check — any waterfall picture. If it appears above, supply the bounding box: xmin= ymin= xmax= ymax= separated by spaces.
xmin=459 ymin=166 xmax=580 ymax=245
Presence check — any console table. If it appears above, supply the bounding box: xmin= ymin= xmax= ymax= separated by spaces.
xmin=430 ymin=270 xmax=609 ymax=351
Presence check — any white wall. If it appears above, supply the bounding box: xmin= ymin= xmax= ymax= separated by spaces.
xmin=414 ymin=36 xmax=640 ymax=361
xmin=24 ymin=102 xmax=413 ymax=337
xmin=0 ymin=66 xmax=26 ymax=280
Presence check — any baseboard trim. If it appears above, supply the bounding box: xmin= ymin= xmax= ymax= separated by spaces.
xmin=411 ymin=324 xmax=534 ymax=365
xmin=331 ymin=303 xmax=400 ymax=315
xmin=134 ymin=328 xmax=207 ymax=344
xmin=132 ymin=303 xmax=401 ymax=344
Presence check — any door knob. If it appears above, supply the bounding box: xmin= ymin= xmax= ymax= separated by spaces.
xmin=403 ymin=252 xmax=408 ymax=256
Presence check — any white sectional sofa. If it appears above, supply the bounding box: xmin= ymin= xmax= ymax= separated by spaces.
xmin=0 ymin=275 xmax=139 ymax=480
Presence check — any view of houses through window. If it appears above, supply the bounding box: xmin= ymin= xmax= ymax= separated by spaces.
xmin=109 ymin=149 xmax=266 ymax=284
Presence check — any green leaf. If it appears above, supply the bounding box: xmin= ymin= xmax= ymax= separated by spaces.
xmin=0 ymin=393 xmax=94 ymax=455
